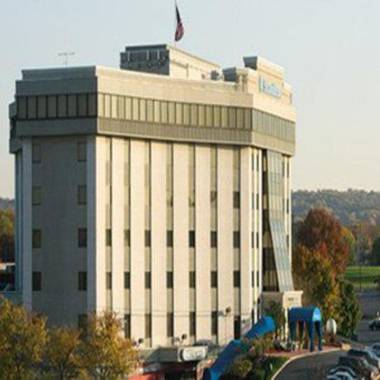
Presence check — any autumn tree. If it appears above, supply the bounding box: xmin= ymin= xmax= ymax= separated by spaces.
xmin=79 ymin=312 xmax=138 ymax=380
xmin=297 ymin=208 xmax=349 ymax=275
xmin=0 ymin=297 xmax=47 ymax=380
xmin=43 ymin=326 xmax=82 ymax=380
xmin=265 ymin=301 xmax=285 ymax=339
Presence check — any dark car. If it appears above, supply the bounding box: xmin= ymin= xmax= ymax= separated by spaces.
xmin=348 ymin=348 xmax=380 ymax=369
xmin=338 ymin=356 xmax=378 ymax=380
xmin=328 ymin=365 xmax=363 ymax=380
xmin=369 ymin=320 xmax=380 ymax=331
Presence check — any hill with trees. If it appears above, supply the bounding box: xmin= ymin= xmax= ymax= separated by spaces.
xmin=292 ymin=189 xmax=380 ymax=226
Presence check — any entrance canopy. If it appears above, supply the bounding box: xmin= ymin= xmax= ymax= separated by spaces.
xmin=288 ymin=307 xmax=323 ymax=352
xmin=288 ymin=307 xmax=322 ymax=324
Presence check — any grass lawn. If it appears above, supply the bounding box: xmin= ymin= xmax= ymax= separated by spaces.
xmin=345 ymin=266 xmax=380 ymax=289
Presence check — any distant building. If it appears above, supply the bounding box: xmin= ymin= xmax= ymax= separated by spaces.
xmin=9 ymin=44 xmax=302 ymax=348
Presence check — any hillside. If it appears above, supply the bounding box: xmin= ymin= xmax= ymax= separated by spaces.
xmin=292 ymin=189 xmax=380 ymax=226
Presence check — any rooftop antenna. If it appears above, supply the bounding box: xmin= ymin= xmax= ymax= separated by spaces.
xmin=58 ymin=52 xmax=75 ymax=67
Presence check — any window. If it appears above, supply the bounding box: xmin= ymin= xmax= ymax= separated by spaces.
xmin=78 ymin=228 xmax=87 ymax=248
xmin=234 ymin=316 xmax=241 ymax=339
xmin=145 ymin=272 xmax=151 ymax=289
xmin=78 ymin=272 xmax=87 ymax=291
xmin=32 ymin=272 xmax=41 ymax=291
xmin=58 ymin=95 xmax=67 ymax=118
xmin=106 ymin=229 xmax=112 ymax=247
xmin=32 ymin=229 xmax=41 ymax=249
xmin=189 ymin=271 xmax=196 ymax=288
xmin=211 ymin=311 xmax=218 ymax=335
xmin=167 ymin=313 xmax=174 ymax=337
xmin=77 ymin=141 xmax=86 ymax=162
xmin=124 ymin=272 xmax=130 ymax=289
xmin=32 ymin=143 xmax=41 ymax=164
xmin=211 ymin=271 xmax=218 ymax=288
xmin=78 ymin=314 xmax=88 ymax=333
xmin=167 ymin=230 xmax=173 ymax=247
xmin=106 ymin=272 xmax=112 ymax=289
xmin=145 ymin=230 xmax=151 ymax=247
xmin=68 ymin=95 xmax=77 ymax=117
xmin=189 ymin=230 xmax=195 ymax=248
xmin=233 ymin=231 xmax=240 ymax=248
xmin=32 ymin=186 xmax=41 ymax=206
xmin=233 ymin=271 xmax=241 ymax=288
xmin=37 ymin=96 xmax=47 ymax=118
xmin=233 ymin=192 xmax=240 ymax=208
xmin=78 ymin=94 xmax=88 ymax=117
xmin=124 ymin=314 xmax=131 ymax=339
xmin=210 ymin=191 xmax=217 ymax=206
xmin=211 ymin=231 xmax=217 ymax=248
xmin=252 ymin=271 xmax=255 ymax=287
xmin=145 ymin=314 xmax=152 ymax=339
xmin=77 ymin=185 xmax=86 ymax=205
xmin=190 ymin=312 xmax=196 ymax=337
xmin=167 ymin=271 xmax=173 ymax=288
xmin=124 ymin=314 xmax=131 ymax=338
xmin=124 ymin=229 xmax=130 ymax=247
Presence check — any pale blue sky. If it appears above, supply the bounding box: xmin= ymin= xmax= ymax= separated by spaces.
xmin=1 ymin=0 xmax=380 ymax=198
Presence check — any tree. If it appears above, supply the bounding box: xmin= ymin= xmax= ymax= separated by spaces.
xmin=293 ymin=245 xmax=340 ymax=321
xmin=79 ymin=312 xmax=138 ymax=380
xmin=43 ymin=326 xmax=81 ymax=380
xmin=265 ymin=301 xmax=285 ymax=339
xmin=0 ymin=297 xmax=47 ymax=380
xmin=297 ymin=208 xmax=349 ymax=275
xmin=0 ymin=209 xmax=15 ymax=263
xmin=338 ymin=280 xmax=361 ymax=338
xmin=371 ymin=237 xmax=380 ymax=265
xmin=342 ymin=227 xmax=356 ymax=265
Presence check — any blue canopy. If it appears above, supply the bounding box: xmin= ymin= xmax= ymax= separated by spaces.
xmin=288 ymin=307 xmax=322 ymax=323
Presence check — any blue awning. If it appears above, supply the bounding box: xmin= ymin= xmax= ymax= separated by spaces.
xmin=288 ymin=307 xmax=322 ymax=323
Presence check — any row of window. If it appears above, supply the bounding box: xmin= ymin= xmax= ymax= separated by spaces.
xmin=32 ymin=229 xmax=252 ymax=249
xmin=17 ymin=94 xmax=295 ymax=143
xmin=32 ymin=141 xmax=86 ymax=164
xmin=82 ymin=310 xmax=248 ymax=340
xmin=33 ymin=270 xmax=259 ymax=292
xmin=32 ymin=185 xmax=86 ymax=206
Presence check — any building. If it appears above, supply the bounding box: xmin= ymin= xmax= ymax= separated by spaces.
xmin=8 ymin=44 xmax=302 ymax=348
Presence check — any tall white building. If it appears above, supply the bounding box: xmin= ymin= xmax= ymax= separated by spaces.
xmin=9 ymin=44 xmax=302 ymax=348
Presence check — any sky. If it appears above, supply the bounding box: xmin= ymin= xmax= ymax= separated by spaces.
xmin=1 ymin=0 xmax=380 ymax=198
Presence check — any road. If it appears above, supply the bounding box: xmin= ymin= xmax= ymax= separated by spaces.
xmin=276 ymin=351 xmax=344 ymax=380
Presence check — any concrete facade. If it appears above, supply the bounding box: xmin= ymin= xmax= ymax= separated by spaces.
xmin=9 ymin=44 xmax=301 ymax=348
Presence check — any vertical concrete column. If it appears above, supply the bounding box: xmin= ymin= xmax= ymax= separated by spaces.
xmin=257 ymin=150 xmax=263 ymax=317
xmin=130 ymin=140 xmax=145 ymax=342
xmin=217 ymin=147 xmax=233 ymax=345
xmin=87 ymin=136 xmax=106 ymax=313
xmin=173 ymin=143 xmax=189 ymax=342
xmin=240 ymin=147 xmax=252 ymax=333
xmin=195 ymin=145 xmax=211 ymax=340
xmin=111 ymin=138 xmax=125 ymax=317
xmin=151 ymin=142 xmax=167 ymax=347
xmin=22 ymin=139 xmax=32 ymax=311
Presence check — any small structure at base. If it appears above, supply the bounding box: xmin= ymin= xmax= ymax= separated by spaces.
xmin=288 ymin=307 xmax=323 ymax=352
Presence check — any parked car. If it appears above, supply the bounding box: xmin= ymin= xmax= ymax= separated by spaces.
xmin=327 ymin=365 xmax=364 ymax=380
xmin=370 ymin=343 xmax=380 ymax=358
xmin=193 ymin=340 xmax=219 ymax=354
xmin=369 ymin=319 xmax=380 ymax=331
xmin=338 ymin=356 xmax=378 ymax=380
xmin=347 ymin=348 xmax=380 ymax=370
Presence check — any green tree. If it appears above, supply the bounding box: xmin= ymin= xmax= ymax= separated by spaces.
xmin=0 ymin=297 xmax=47 ymax=380
xmin=265 ymin=301 xmax=285 ymax=339
xmin=293 ymin=245 xmax=340 ymax=321
xmin=342 ymin=227 xmax=356 ymax=265
xmin=338 ymin=279 xmax=361 ymax=338
xmin=0 ymin=209 xmax=14 ymax=262
xmin=79 ymin=312 xmax=138 ymax=380
xmin=371 ymin=237 xmax=380 ymax=265
xmin=43 ymin=326 xmax=82 ymax=380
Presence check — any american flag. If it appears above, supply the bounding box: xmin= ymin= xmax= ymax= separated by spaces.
xmin=175 ymin=4 xmax=184 ymax=42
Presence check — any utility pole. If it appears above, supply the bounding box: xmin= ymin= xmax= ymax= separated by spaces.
xmin=58 ymin=52 xmax=75 ymax=67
